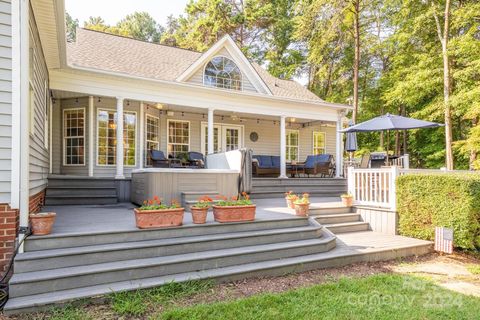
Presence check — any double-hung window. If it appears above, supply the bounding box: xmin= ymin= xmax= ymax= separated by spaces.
xmin=313 ymin=132 xmax=326 ymax=155
xmin=146 ymin=115 xmax=160 ymax=166
xmin=97 ymin=109 xmax=136 ymax=166
xmin=167 ymin=120 xmax=189 ymax=158
xmin=63 ymin=108 xmax=85 ymax=165
xmin=286 ymin=130 xmax=299 ymax=161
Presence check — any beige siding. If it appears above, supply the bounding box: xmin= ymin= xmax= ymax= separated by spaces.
xmin=0 ymin=0 xmax=11 ymax=203
xmin=28 ymin=6 xmax=49 ymax=196
xmin=186 ymin=48 xmax=264 ymax=94
xmin=52 ymin=101 xmax=338 ymax=177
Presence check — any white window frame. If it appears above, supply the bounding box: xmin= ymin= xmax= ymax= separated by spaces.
xmin=43 ymin=80 xmax=49 ymax=149
xmin=286 ymin=129 xmax=299 ymax=162
xmin=96 ymin=108 xmax=137 ymax=167
xmin=62 ymin=107 xmax=86 ymax=166
xmin=203 ymin=55 xmax=243 ymax=91
xmin=167 ymin=119 xmax=190 ymax=158
xmin=145 ymin=114 xmax=160 ymax=166
xmin=313 ymin=131 xmax=327 ymax=155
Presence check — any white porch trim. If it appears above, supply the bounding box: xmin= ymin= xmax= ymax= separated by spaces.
xmin=279 ymin=115 xmax=288 ymax=179
xmin=139 ymin=101 xmax=145 ymax=169
xmin=115 ymin=97 xmax=125 ymax=179
xmin=88 ymin=96 xmax=94 ymax=176
xmin=336 ymin=112 xmax=344 ymax=177
xmin=11 ymin=0 xmax=21 ymax=209
xmin=207 ymin=108 xmax=214 ymax=154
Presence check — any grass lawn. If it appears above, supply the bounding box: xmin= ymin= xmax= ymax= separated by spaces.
xmin=9 ymin=254 xmax=480 ymax=320
xmin=159 ymin=274 xmax=479 ymax=320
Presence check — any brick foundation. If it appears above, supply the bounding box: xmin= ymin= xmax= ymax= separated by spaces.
xmin=29 ymin=189 xmax=46 ymax=214
xmin=0 ymin=189 xmax=46 ymax=273
xmin=0 ymin=204 xmax=19 ymax=273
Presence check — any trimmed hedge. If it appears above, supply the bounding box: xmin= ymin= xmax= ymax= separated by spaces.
xmin=397 ymin=174 xmax=480 ymax=250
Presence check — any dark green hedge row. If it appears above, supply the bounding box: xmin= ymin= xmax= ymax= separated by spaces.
xmin=396 ymin=174 xmax=480 ymax=250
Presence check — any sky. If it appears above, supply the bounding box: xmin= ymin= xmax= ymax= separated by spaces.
xmin=65 ymin=0 xmax=190 ymax=26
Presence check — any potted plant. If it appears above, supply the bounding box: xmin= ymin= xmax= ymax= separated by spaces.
xmin=29 ymin=212 xmax=56 ymax=235
xmin=134 ymin=196 xmax=184 ymax=229
xmin=190 ymin=196 xmax=212 ymax=224
xmin=294 ymin=193 xmax=310 ymax=217
xmin=212 ymin=192 xmax=256 ymax=223
xmin=285 ymin=191 xmax=298 ymax=209
xmin=341 ymin=193 xmax=354 ymax=207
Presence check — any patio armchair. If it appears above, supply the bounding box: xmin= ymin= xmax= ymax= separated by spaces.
xmin=149 ymin=150 xmax=180 ymax=168
xmin=187 ymin=151 xmax=205 ymax=168
xmin=300 ymin=154 xmax=334 ymax=177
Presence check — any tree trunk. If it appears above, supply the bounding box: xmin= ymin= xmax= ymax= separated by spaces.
xmin=469 ymin=117 xmax=478 ymax=170
xmin=352 ymin=0 xmax=360 ymax=123
xmin=433 ymin=0 xmax=453 ymax=170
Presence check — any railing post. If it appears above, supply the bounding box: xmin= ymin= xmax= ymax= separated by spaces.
xmin=347 ymin=166 xmax=355 ymax=201
xmin=389 ymin=166 xmax=399 ymax=211
xmin=403 ymin=154 xmax=410 ymax=169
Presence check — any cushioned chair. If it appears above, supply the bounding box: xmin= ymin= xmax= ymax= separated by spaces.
xmin=188 ymin=151 xmax=205 ymax=168
xmin=252 ymin=155 xmax=281 ymax=176
xmin=301 ymin=154 xmax=334 ymax=177
xmin=149 ymin=150 xmax=181 ymax=168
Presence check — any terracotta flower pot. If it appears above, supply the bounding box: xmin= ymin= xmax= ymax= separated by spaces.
xmin=294 ymin=203 xmax=310 ymax=217
xmin=29 ymin=212 xmax=56 ymax=235
xmin=191 ymin=207 xmax=208 ymax=224
xmin=341 ymin=196 xmax=353 ymax=207
xmin=285 ymin=198 xmax=296 ymax=209
xmin=212 ymin=205 xmax=256 ymax=223
xmin=134 ymin=208 xmax=184 ymax=229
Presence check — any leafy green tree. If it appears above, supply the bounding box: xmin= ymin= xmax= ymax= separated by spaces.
xmin=117 ymin=12 xmax=164 ymax=42
xmin=65 ymin=12 xmax=79 ymax=42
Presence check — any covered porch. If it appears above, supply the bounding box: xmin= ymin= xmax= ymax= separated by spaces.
xmin=49 ymin=89 xmax=347 ymax=181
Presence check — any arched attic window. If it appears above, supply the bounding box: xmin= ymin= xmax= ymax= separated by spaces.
xmin=203 ymin=56 xmax=242 ymax=91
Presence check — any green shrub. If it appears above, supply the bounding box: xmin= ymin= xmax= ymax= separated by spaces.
xmin=396 ymin=173 xmax=480 ymax=250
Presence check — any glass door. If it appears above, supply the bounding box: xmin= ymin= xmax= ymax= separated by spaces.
xmin=201 ymin=123 xmax=243 ymax=154
xmin=223 ymin=126 xmax=241 ymax=151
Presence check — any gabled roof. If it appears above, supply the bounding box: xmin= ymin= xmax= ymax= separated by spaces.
xmin=176 ymin=35 xmax=272 ymax=95
xmin=67 ymin=28 xmax=324 ymax=102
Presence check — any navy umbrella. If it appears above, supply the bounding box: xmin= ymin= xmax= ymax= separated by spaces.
xmin=345 ymin=120 xmax=358 ymax=152
xmin=339 ymin=113 xmax=443 ymax=165
xmin=340 ymin=113 xmax=443 ymax=133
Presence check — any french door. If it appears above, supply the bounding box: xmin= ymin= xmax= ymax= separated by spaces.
xmin=201 ymin=123 xmax=243 ymax=154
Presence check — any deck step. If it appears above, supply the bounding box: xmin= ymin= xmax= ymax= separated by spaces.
xmin=324 ymin=222 xmax=370 ymax=234
xmin=4 ymin=232 xmax=434 ymax=315
xmin=316 ymin=213 xmax=361 ymax=225
xmin=44 ymin=196 xmax=118 ymax=206
xmin=309 ymin=206 xmax=353 ymax=215
xmin=24 ymin=218 xmax=310 ymax=251
xmin=15 ymin=225 xmax=323 ymax=273
xmin=9 ymin=237 xmax=334 ymax=298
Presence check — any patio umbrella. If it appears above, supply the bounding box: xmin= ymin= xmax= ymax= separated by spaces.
xmin=340 ymin=113 xmax=443 ymax=133
xmin=339 ymin=113 xmax=444 ymax=164
xmin=345 ymin=120 xmax=358 ymax=162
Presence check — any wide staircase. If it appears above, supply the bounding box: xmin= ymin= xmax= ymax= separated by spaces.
xmin=45 ymin=175 xmax=118 ymax=205
xmin=5 ymin=216 xmax=336 ymax=314
xmin=308 ymin=205 xmax=370 ymax=234
xmin=250 ymin=178 xmax=347 ymax=199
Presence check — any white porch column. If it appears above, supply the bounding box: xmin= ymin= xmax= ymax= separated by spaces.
xmin=279 ymin=115 xmax=287 ymax=178
xmin=335 ymin=112 xmax=344 ymax=177
xmin=207 ymin=108 xmax=214 ymax=154
xmin=115 ymin=97 xmax=125 ymax=179
xmin=18 ymin=0 xmax=30 ymax=235
xmin=139 ymin=101 xmax=145 ymax=169
xmin=88 ymin=96 xmax=94 ymax=176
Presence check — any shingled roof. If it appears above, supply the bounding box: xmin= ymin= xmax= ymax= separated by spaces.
xmin=67 ymin=28 xmax=323 ymax=102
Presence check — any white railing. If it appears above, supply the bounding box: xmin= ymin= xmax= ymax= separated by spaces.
xmin=347 ymin=166 xmax=399 ymax=210
xmin=347 ymin=165 xmax=477 ymax=210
